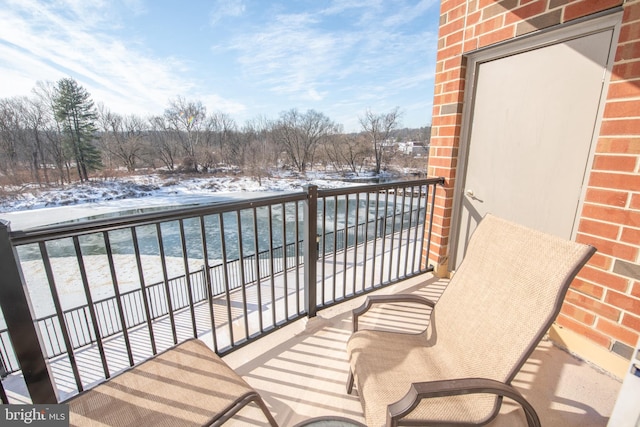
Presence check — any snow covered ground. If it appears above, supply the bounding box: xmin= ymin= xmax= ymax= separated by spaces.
xmin=0 ymin=172 xmax=366 ymax=230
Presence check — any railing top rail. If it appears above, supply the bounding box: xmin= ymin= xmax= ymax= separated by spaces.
xmin=9 ymin=191 xmax=307 ymax=245
xmin=317 ymin=177 xmax=444 ymax=198
xmin=8 ymin=177 xmax=443 ymax=245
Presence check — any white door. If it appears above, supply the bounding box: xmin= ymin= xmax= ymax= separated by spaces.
xmin=453 ymin=20 xmax=618 ymax=268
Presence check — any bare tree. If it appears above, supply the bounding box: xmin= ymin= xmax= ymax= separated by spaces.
xmin=33 ymin=81 xmax=69 ymax=184
xmin=324 ymin=132 xmax=372 ymax=175
xmin=148 ymin=115 xmax=180 ymax=171
xmin=242 ymin=116 xmax=273 ymax=184
xmin=98 ymin=106 xmax=147 ymax=172
xmin=271 ymin=109 xmax=339 ymax=172
xmin=359 ymin=107 xmax=401 ymax=174
xmin=164 ymin=97 xmax=207 ymax=170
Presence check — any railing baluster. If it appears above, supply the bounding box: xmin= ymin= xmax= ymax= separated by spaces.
xmin=218 ymin=213 xmax=235 ymax=347
xmin=379 ymin=189 xmax=389 ymax=286
xmin=39 ymin=242 xmax=83 ymax=392
xmin=406 ymin=185 xmax=416 ymax=276
xmin=352 ymin=192 xmax=360 ymax=294
xmin=320 ymin=197 xmax=327 ymax=304
xmin=251 ymin=207 xmax=264 ymax=334
xmin=397 ymin=187 xmax=407 ymax=279
xmin=178 ymin=220 xmax=198 ymax=338
xmin=267 ymin=206 xmax=276 ymax=326
xmin=280 ymin=203 xmax=289 ymax=320
xmin=235 ymin=210 xmax=249 ymax=340
xmin=294 ymin=201 xmax=301 ymax=315
xmin=371 ymin=190 xmax=380 ymax=288
xmin=362 ymin=192 xmax=371 ymax=292
xmin=342 ymin=195 xmax=349 ymax=298
xmin=72 ymin=236 xmax=110 ymax=379
xmin=199 ymin=215 xmax=218 ymax=353
xmin=332 ymin=195 xmax=338 ymax=302
xmin=103 ymin=231 xmax=134 ymax=367
xmin=303 ymin=185 xmax=318 ymax=317
xmin=155 ymin=224 xmax=178 ymax=345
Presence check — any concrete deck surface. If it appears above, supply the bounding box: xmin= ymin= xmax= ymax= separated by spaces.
xmin=222 ymin=274 xmax=622 ymax=427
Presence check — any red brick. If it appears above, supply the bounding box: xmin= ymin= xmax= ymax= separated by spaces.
xmin=556 ymin=314 xmax=612 ymax=348
xmin=437 ymin=43 xmax=464 ymax=61
xmin=632 ymin=281 xmax=640 ymax=298
xmin=584 ymin=188 xmax=629 ymax=207
xmin=623 ymin=0 xmax=640 ymax=23
xmin=587 ymin=172 xmax=640 ymax=192
xmin=475 ymin=15 xmax=504 ymax=35
xmin=571 ymin=277 xmax=606 ymax=299
xmin=622 ymin=312 xmax=640 ymax=332
xmin=564 ymin=0 xmax=622 ymax=22
xmin=587 ymin=252 xmax=614 ymax=270
xmin=581 ymin=265 xmax=630 ymax=292
xmin=565 ymin=289 xmax=621 ymax=320
xmin=432 ymin=115 xmax=460 ymax=127
xmin=446 ymin=30 xmax=465 ymax=46
xmin=437 ymin=124 xmax=461 ymax=137
xmin=606 ymin=290 xmax=640 ymax=316
xmin=561 ymin=302 xmax=597 ymax=325
xmin=478 ymin=26 xmax=516 ymax=47
xmin=632 ymin=194 xmax=640 ymax=209
xmin=621 ymin=227 xmax=640 ymax=245
xmin=603 ymin=100 xmax=640 ymax=119
xmin=435 ymin=68 xmax=463 ymax=84
xmin=619 ymin=21 xmax=640 ymax=44
xmin=447 ymin=2 xmax=469 ymax=21
xmin=576 ymin=233 xmax=638 ymax=261
xmin=581 ymin=202 xmax=640 ymax=225
xmin=578 ymin=218 xmax=619 ymax=240
xmin=611 ymin=60 xmax=640 ymax=81
xmin=505 ymin=0 xmax=547 ymax=25
xmin=596 ymin=138 xmax=640 ymax=155
xmin=441 ymin=0 xmax=467 ymax=13
xmin=596 ymin=318 xmax=639 ymax=346
xmin=600 ymin=118 xmax=640 ymax=136
xmin=615 ymin=40 xmax=640 ymax=62
xmin=607 ymin=80 xmax=640 ymax=100
xmin=440 ymin=16 xmax=466 ymax=38
xmin=592 ymin=154 xmax=638 ymax=172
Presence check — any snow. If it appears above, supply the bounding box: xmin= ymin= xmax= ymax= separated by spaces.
xmin=0 ymin=172 xmax=366 ymax=230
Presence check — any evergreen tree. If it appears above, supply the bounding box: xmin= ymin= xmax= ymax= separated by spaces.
xmin=53 ymin=77 xmax=102 ymax=181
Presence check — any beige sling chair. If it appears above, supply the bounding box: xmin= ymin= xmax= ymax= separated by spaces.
xmin=347 ymin=214 xmax=595 ymax=427
xmin=68 ymin=339 xmax=278 ymax=426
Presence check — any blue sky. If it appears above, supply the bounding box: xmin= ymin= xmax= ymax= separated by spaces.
xmin=0 ymin=0 xmax=440 ymax=131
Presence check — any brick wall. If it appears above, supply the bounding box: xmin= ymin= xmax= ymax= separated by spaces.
xmin=428 ymin=0 xmax=640 ymax=368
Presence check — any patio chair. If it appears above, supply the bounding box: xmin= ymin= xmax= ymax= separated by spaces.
xmin=346 ymin=214 xmax=595 ymax=427
xmin=67 ymin=339 xmax=278 ymax=426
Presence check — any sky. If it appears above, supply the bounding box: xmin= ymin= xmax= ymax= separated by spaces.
xmin=0 ymin=0 xmax=440 ymax=131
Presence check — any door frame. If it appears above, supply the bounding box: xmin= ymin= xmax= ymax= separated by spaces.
xmin=449 ymin=9 xmax=622 ymax=270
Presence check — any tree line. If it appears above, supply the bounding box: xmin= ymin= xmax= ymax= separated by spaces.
xmin=0 ymin=78 xmax=431 ymax=187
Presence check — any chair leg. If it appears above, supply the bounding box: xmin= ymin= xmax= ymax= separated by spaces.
xmin=254 ymin=395 xmax=279 ymax=427
xmin=346 ymin=370 xmax=354 ymax=394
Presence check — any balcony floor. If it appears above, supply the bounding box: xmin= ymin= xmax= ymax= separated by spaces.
xmin=221 ymin=274 xmax=622 ymax=427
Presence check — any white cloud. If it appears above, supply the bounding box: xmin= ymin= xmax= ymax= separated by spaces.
xmin=210 ymin=0 xmax=246 ymax=25
xmin=0 ymin=0 xmax=240 ymax=117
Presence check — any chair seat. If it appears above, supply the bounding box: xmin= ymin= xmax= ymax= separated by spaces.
xmin=348 ymin=329 xmax=499 ymax=427
xmin=68 ymin=339 xmax=277 ymax=426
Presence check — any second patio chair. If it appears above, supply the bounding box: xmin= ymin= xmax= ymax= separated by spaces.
xmin=346 ymin=214 xmax=595 ymax=427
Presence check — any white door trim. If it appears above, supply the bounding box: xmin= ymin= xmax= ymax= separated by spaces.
xmin=449 ymin=9 xmax=622 ymax=270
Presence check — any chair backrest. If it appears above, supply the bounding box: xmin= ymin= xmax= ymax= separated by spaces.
xmin=426 ymin=214 xmax=595 ymax=383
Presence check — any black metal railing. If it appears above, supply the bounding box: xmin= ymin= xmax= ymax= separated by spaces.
xmin=0 ymin=177 xmax=443 ymax=404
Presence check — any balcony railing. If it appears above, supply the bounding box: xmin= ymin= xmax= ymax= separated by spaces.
xmin=0 ymin=177 xmax=443 ymax=404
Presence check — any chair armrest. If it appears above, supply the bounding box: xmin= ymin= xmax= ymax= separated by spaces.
xmin=387 ymin=378 xmax=540 ymax=427
xmin=352 ymin=294 xmax=436 ymax=332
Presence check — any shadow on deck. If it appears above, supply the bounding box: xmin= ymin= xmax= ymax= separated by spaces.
xmin=221 ymin=274 xmax=621 ymax=427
